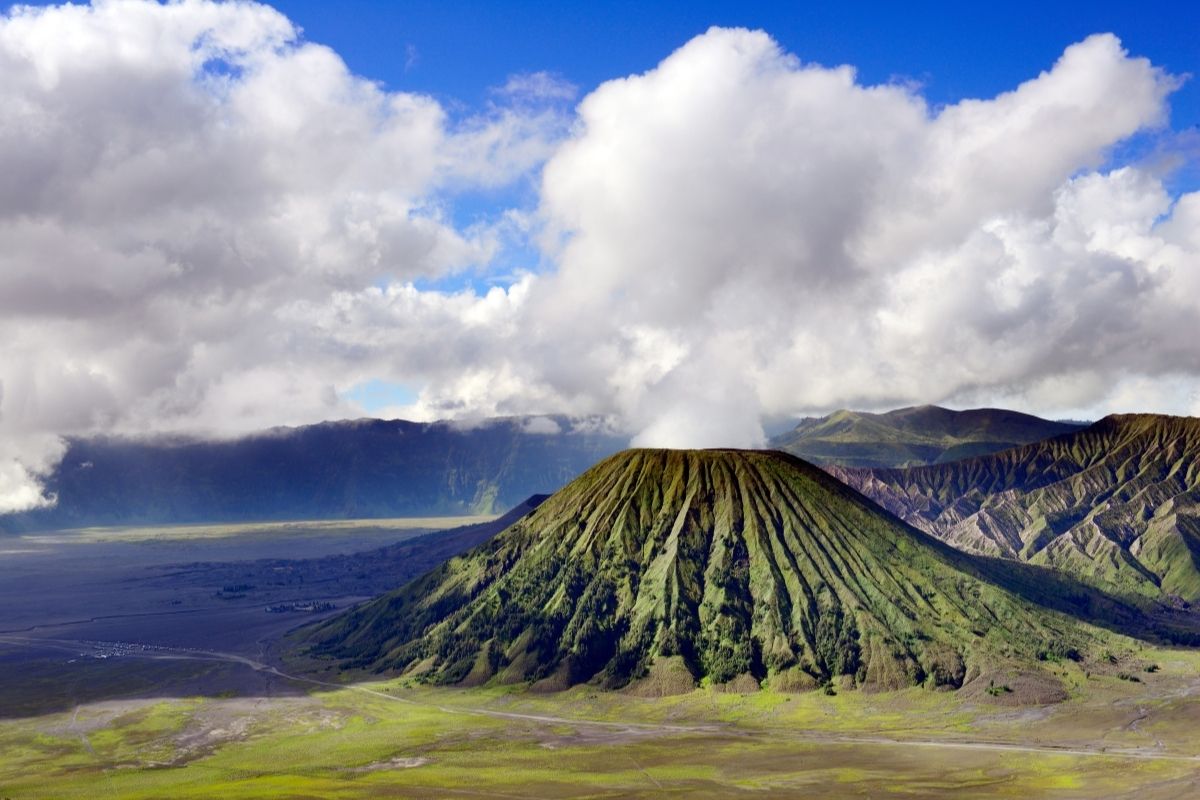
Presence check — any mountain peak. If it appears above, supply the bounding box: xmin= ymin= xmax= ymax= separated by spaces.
xmin=305 ymin=447 xmax=1100 ymax=694
xmin=771 ymin=406 xmax=1080 ymax=469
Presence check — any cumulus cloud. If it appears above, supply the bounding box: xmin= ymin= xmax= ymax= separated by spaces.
xmin=515 ymin=28 xmax=1196 ymax=444
xmin=0 ymin=10 xmax=1197 ymax=510
xmin=0 ymin=0 xmax=563 ymax=509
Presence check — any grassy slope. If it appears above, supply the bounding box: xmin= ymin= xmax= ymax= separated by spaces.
xmin=832 ymin=414 xmax=1200 ymax=602
xmin=303 ymin=449 xmax=1132 ymax=693
xmin=772 ymin=406 xmax=1081 ymax=469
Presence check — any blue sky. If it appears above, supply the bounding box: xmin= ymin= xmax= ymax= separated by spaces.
xmin=262 ymin=0 xmax=1199 ymax=130
xmin=6 ymin=2 xmax=1195 ymax=200
xmin=11 ymin=2 xmax=1188 ymax=135
xmin=257 ymin=0 xmax=1200 ymax=303
xmin=266 ymin=0 xmax=1193 ymax=421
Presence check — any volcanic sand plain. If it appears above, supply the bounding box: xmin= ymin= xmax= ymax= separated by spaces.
xmin=0 ymin=517 xmax=491 ymax=715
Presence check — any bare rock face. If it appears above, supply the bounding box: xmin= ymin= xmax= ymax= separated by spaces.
xmin=833 ymin=414 xmax=1200 ymax=602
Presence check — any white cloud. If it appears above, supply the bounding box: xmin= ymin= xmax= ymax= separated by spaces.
xmin=494 ymin=71 xmax=578 ymax=104
xmin=0 ymin=11 xmax=1197 ymax=511
xmin=0 ymin=0 xmax=564 ymax=510
xmin=516 ymin=28 xmax=1196 ymax=445
xmin=521 ymin=415 xmax=562 ymax=435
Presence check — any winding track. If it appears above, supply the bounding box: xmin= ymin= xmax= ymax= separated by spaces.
xmin=3 ymin=633 xmax=1199 ymax=764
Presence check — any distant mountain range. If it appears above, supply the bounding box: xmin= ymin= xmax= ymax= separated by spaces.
xmin=771 ymin=405 xmax=1084 ymax=469
xmin=831 ymin=414 xmax=1200 ymax=604
xmin=305 ymin=448 xmax=1161 ymax=696
xmin=0 ymin=416 xmax=625 ymax=532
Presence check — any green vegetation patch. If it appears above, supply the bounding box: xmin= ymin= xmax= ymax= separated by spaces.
xmin=5 ymin=659 xmax=1200 ymax=800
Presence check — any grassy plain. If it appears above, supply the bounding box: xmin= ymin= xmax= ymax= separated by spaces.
xmin=2 ymin=646 xmax=1198 ymax=799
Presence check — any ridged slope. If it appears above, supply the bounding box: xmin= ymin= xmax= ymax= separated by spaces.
xmin=1 ymin=416 xmax=623 ymax=532
xmin=307 ymin=449 xmax=1103 ymax=692
xmin=832 ymin=415 xmax=1200 ymax=601
xmin=771 ymin=406 xmax=1081 ymax=469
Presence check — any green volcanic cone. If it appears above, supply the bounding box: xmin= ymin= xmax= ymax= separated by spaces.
xmin=306 ymin=449 xmax=1114 ymax=692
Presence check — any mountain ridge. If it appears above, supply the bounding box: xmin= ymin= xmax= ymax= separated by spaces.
xmin=830 ymin=413 xmax=1200 ymax=602
xmin=303 ymin=448 xmax=1140 ymax=695
xmin=771 ymin=405 xmax=1083 ymax=469
xmin=1 ymin=415 xmax=625 ymax=532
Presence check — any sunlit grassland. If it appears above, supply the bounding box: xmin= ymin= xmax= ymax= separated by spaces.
xmin=2 ymin=647 xmax=1198 ymax=799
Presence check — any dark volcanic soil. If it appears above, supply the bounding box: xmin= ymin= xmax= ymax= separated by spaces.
xmin=0 ymin=512 xmax=531 ymax=717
